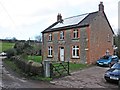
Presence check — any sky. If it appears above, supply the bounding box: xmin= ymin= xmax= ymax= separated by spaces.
xmin=0 ymin=0 xmax=119 ymax=40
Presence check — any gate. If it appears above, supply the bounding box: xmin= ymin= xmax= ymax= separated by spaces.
xmin=50 ymin=61 xmax=70 ymax=78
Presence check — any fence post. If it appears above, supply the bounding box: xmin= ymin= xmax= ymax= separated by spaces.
xmin=44 ymin=60 xmax=50 ymax=77
xmin=50 ymin=63 xmax=53 ymax=78
xmin=68 ymin=61 xmax=70 ymax=75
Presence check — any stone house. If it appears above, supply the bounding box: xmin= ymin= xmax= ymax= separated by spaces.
xmin=42 ymin=2 xmax=114 ymax=64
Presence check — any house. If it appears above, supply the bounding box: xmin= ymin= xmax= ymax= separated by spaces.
xmin=42 ymin=2 xmax=114 ymax=64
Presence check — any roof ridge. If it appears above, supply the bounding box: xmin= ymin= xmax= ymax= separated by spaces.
xmin=64 ymin=11 xmax=98 ymax=20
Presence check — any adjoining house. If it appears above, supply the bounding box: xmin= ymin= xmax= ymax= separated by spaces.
xmin=42 ymin=2 xmax=114 ymax=64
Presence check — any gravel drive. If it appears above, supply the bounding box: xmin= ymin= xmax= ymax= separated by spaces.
xmin=51 ymin=66 xmax=119 ymax=88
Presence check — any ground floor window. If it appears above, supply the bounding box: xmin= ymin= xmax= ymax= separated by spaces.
xmin=48 ymin=46 xmax=53 ymax=57
xmin=72 ymin=45 xmax=80 ymax=58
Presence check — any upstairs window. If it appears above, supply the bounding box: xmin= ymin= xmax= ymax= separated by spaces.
xmin=60 ymin=31 xmax=64 ymax=40
xmin=72 ymin=45 xmax=80 ymax=58
xmin=48 ymin=46 xmax=53 ymax=57
xmin=73 ymin=29 xmax=79 ymax=39
xmin=48 ymin=33 xmax=52 ymax=41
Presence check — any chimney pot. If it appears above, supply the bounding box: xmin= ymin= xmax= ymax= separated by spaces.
xmin=57 ymin=13 xmax=62 ymax=22
xmin=99 ymin=1 xmax=104 ymax=12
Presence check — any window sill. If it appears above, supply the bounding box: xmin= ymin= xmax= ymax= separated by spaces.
xmin=71 ymin=57 xmax=80 ymax=59
xmin=48 ymin=40 xmax=52 ymax=42
xmin=47 ymin=56 xmax=53 ymax=58
xmin=72 ymin=38 xmax=80 ymax=40
xmin=59 ymin=39 xmax=64 ymax=41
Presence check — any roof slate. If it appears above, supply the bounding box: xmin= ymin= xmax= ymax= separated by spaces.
xmin=51 ymin=13 xmax=89 ymax=29
xmin=42 ymin=11 xmax=114 ymax=34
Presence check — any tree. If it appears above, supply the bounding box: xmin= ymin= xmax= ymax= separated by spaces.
xmin=14 ymin=41 xmax=33 ymax=55
xmin=12 ymin=37 xmax=17 ymax=42
xmin=35 ymin=34 xmax=42 ymax=42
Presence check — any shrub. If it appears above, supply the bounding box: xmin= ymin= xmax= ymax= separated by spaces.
xmin=6 ymin=48 xmax=17 ymax=58
xmin=10 ymin=56 xmax=43 ymax=76
xmin=27 ymin=60 xmax=43 ymax=76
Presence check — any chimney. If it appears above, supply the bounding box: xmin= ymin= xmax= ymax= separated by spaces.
xmin=99 ymin=2 xmax=104 ymax=12
xmin=57 ymin=13 xmax=62 ymax=22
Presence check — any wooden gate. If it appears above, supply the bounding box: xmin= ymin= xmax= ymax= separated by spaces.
xmin=50 ymin=61 xmax=70 ymax=78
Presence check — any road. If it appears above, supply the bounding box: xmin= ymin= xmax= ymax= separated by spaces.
xmin=0 ymin=57 xmax=64 ymax=89
xmin=0 ymin=56 xmax=119 ymax=89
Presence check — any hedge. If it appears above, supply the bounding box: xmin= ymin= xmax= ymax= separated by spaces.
xmin=11 ymin=56 xmax=44 ymax=76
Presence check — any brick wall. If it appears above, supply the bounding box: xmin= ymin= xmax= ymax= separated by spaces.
xmin=89 ymin=12 xmax=114 ymax=64
xmin=42 ymin=27 xmax=88 ymax=63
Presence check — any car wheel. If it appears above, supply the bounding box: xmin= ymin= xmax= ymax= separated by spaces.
xmin=108 ymin=63 xmax=111 ymax=68
xmin=105 ymin=78 xmax=110 ymax=82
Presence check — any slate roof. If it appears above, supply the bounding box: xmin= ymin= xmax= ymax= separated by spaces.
xmin=51 ymin=13 xmax=89 ymax=29
xmin=42 ymin=11 xmax=114 ymax=34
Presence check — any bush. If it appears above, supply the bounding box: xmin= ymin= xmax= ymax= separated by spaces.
xmin=6 ymin=48 xmax=17 ymax=58
xmin=10 ymin=56 xmax=43 ymax=76
xmin=27 ymin=60 xmax=43 ymax=76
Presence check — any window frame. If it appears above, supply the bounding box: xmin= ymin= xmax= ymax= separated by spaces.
xmin=60 ymin=31 xmax=64 ymax=40
xmin=71 ymin=28 xmax=80 ymax=39
xmin=48 ymin=46 xmax=53 ymax=57
xmin=48 ymin=33 xmax=52 ymax=41
xmin=72 ymin=45 xmax=80 ymax=58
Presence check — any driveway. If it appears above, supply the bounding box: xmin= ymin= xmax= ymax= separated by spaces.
xmin=50 ymin=66 xmax=118 ymax=88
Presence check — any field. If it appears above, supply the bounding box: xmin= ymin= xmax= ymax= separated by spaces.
xmin=0 ymin=41 xmax=15 ymax=52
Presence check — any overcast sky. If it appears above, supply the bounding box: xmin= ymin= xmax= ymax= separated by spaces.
xmin=0 ymin=0 xmax=119 ymax=40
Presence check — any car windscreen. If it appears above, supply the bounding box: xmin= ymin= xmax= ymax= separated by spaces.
xmin=101 ymin=56 xmax=110 ymax=59
xmin=111 ymin=63 xmax=120 ymax=69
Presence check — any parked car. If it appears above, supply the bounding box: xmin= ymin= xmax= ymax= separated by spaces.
xmin=104 ymin=62 xmax=120 ymax=85
xmin=96 ymin=55 xmax=119 ymax=67
xmin=0 ymin=52 xmax=7 ymax=56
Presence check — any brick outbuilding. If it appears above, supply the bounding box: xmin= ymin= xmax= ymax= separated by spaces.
xmin=42 ymin=2 xmax=114 ymax=64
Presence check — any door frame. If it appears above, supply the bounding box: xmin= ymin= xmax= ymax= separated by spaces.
xmin=59 ymin=46 xmax=65 ymax=61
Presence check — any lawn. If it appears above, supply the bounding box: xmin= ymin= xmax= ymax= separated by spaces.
xmin=26 ymin=55 xmax=42 ymax=63
xmin=51 ymin=61 xmax=88 ymax=73
xmin=69 ymin=63 xmax=88 ymax=72
xmin=0 ymin=42 xmax=15 ymax=52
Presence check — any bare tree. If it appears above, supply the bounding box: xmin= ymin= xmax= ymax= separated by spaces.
xmin=35 ymin=34 xmax=42 ymax=42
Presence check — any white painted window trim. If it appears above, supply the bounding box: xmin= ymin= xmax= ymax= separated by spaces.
xmin=60 ymin=31 xmax=64 ymax=40
xmin=48 ymin=33 xmax=52 ymax=41
xmin=73 ymin=29 xmax=78 ymax=39
xmin=72 ymin=45 xmax=79 ymax=58
xmin=48 ymin=46 xmax=53 ymax=57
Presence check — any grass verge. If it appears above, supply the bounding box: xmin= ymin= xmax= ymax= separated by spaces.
xmin=4 ymin=59 xmax=22 ymax=74
xmin=4 ymin=58 xmax=51 ymax=81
